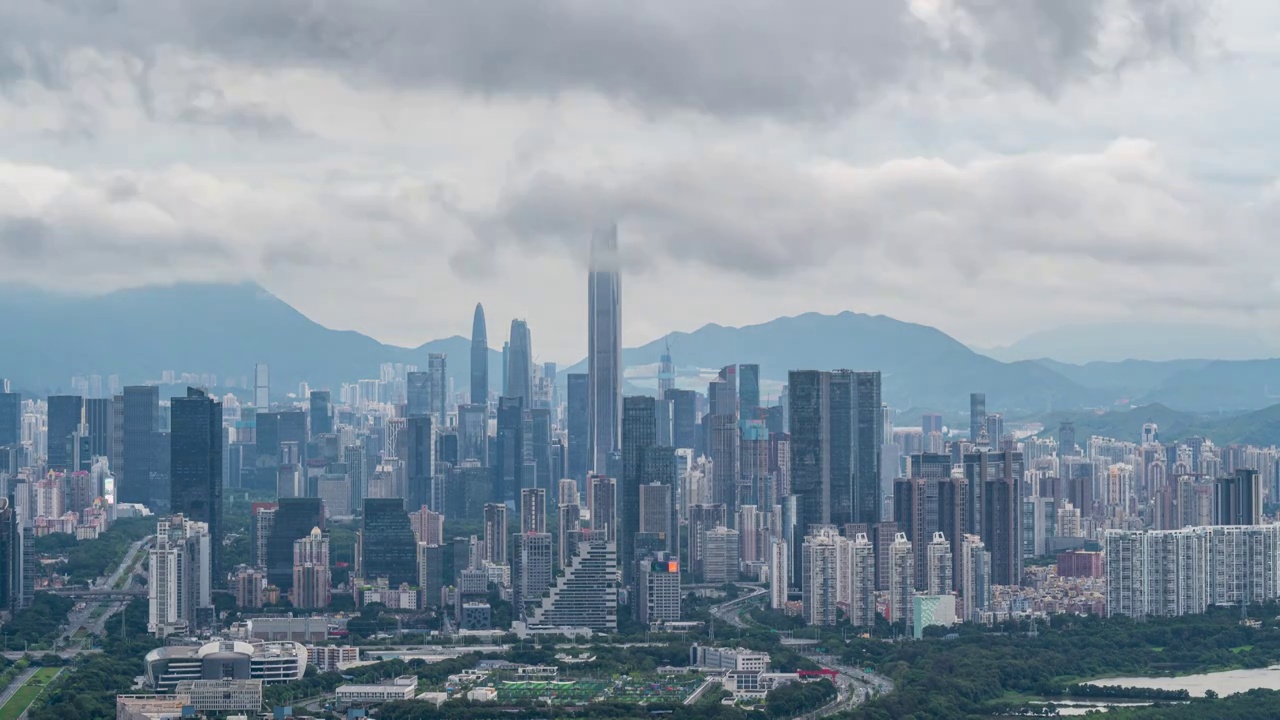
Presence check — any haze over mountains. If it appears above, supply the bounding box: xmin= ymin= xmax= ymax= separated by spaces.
xmin=1 ymin=282 xmax=1278 ymax=415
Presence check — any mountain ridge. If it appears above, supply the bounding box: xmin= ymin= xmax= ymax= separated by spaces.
xmin=0 ymin=282 xmax=1276 ymax=413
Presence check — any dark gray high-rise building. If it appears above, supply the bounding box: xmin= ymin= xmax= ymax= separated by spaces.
xmin=471 ymin=303 xmax=489 ymax=406
xmin=506 ymin=320 xmax=534 ymax=409
xmin=854 ymin=371 xmax=883 ymax=526
xmin=406 ymin=416 xmax=435 ymax=512
xmin=621 ymin=396 xmax=656 ymax=586
xmin=361 ymin=498 xmax=418 ymax=586
xmin=170 ymin=388 xmax=223 ymax=580
xmin=739 ymin=364 xmax=760 ymax=416
xmin=46 ymin=395 xmax=83 ymax=472
xmin=309 ymin=390 xmax=332 ymax=439
xmin=1058 ymin=421 xmax=1076 ymax=456
xmin=982 ymin=473 xmax=1020 ymax=586
xmin=787 ymin=371 xmax=858 ymax=587
xmin=0 ymin=392 xmax=19 ymax=449
xmin=969 ymin=393 xmax=986 ymax=443
xmin=921 ymin=413 xmax=943 ymax=436
xmin=567 ymin=374 xmax=590 ymax=483
xmin=1215 ymin=469 xmax=1262 ymax=526
xmin=827 ymin=372 xmax=854 ymax=527
xmin=407 ymin=372 xmax=430 ymax=417
xmin=665 ymin=389 xmax=698 ymax=451
xmin=788 ymin=371 xmax=826 ymax=585
xmin=963 ymin=450 xmax=1025 ymax=539
xmin=84 ymin=397 xmax=111 ymax=459
xmin=255 ymin=410 xmax=307 ymax=496
xmin=267 ymin=497 xmax=324 ymax=591
xmin=122 ymin=386 xmax=159 ymax=505
xmin=588 ymin=224 xmax=622 ymax=475
xmin=530 ymin=408 xmax=552 ymax=493
xmin=496 ymin=397 xmax=525 ymax=506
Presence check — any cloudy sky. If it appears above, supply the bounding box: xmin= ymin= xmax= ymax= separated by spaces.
xmin=2 ymin=0 xmax=1278 ymax=364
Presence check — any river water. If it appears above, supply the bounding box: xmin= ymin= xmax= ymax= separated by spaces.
xmin=1084 ymin=665 xmax=1280 ymax=697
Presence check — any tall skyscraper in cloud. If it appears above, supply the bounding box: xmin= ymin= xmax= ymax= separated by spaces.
xmin=471 ymin=303 xmax=489 ymax=405
xmin=588 ymin=223 xmax=622 ymax=474
xmin=507 ymin=320 xmax=534 ymax=408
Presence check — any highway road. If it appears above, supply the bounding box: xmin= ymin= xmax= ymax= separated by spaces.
xmin=709 ymin=584 xmax=768 ymax=629
xmin=0 ymin=668 xmax=36 ymax=709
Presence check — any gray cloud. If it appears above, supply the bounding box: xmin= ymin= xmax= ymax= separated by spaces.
xmin=466 ymin=140 xmax=1237 ymax=280
xmin=0 ymin=0 xmax=1210 ymax=119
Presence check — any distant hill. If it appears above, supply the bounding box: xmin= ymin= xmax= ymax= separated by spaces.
xmin=0 ymin=282 xmax=502 ymax=399
xmin=3 ymin=282 xmax=1277 ymax=415
xmin=566 ymin=311 xmax=1099 ymax=412
xmin=1036 ymin=403 xmax=1280 ymax=447
xmin=980 ymin=322 xmax=1280 ymax=363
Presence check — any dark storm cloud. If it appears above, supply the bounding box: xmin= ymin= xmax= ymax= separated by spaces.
xmin=0 ymin=0 xmax=1209 ymax=118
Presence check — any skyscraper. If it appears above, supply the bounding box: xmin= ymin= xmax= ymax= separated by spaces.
xmin=267 ymin=498 xmax=324 ymax=592
xmin=84 ymin=397 xmax=111 ymax=459
xmin=621 ymin=396 xmax=657 ymax=585
xmin=506 ymin=320 xmax=534 ymax=408
xmin=308 ymin=390 xmax=332 ymax=438
xmin=471 ymin=303 xmax=489 ymax=406
xmin=521 ymin=488 xmax=547 ymax=534
xmin=122 ymin=386 xmax=159 ymax=505
xmin=0 ymin=498 xmax=26 ymax=613
xmin=664 ymin=388 xmax=698 ymax=452
xmin=148 ymin=515 xmax=212 ymax=638
xmin=46 ymin=395 xmax=83 ymax=472
xmin=1215 ymin=469 xmax=1262 ymax=526
xmin=483 ymin=503 xmax=508 ymax=566
xmin=405 ymin=416 xmax=435 ymax=512
xmin=658 ymin=341 xmax=675 ymax=398
xmin=588 ymin=223 xmax=622 ymax=475
xmin=1058 ymin=421 xmax=1076 ymax=456
xmin=639 ymin=482 xmax=674 ymax=556
xmin=495 ymin=397 xmax=525 ymax=506
xmin=567 ymin=374 xmax=590 ymax=483
xmin=0 ymin=392 xmax=19 ymax=449
xmin=981 ymin=468 xmax=1021 ymax=586
xmin=530 ymin=538 xmax=618 ymax=631
xmin=428 ymin=353 xmax=448 ymax=424
xmin=589 ymin=475 xmax=617 ymax=542
xmin=512 ymin=532 xmax=554 ymax=614
xmin=292 ymin=527 xmax=331 ymax=610
xmin=530 ymin=408 xmax=553 ymax=492
xmin=739 ymin=364 xmax=760 ymax=416
xmin=787 ymin=371 xmax=855 ymax=586
xmin=361 ymin=498 xmax=418 ymax=587
xmin=170 ymin=388 xmax=223 ymax=581
xmin=457 ymin=404 xmax=487 ymax=466
xmin=969 ymin=393 xmax=986 ymax=443
xmin=853 ymin=372 xmax=883 ymax=526
xmin=254 ymin=363 xmax=269 ymax=408
xmin=802 ymin=526 xmax=840 ymax=626
xmin=847 ymin=532 xmax=877 ymax=628
xmin=406 ymin=372 xmax=430 ymax=417
xmin=888 ymin=532 xmax=914 ymax=625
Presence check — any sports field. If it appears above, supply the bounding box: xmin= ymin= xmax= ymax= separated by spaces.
xmin=493 ymin=676 xmax=702 ymax=705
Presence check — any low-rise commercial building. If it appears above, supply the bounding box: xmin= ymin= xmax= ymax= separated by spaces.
xmin=145 ymin=640 xmax=306 ymax=693
xmin=335 ymin=676 xmax=417 ymax=705
xmin=173 ymin=679 xmax=263 ymax=714
xmin=691 ymin=645 xmax=770 ymax=672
